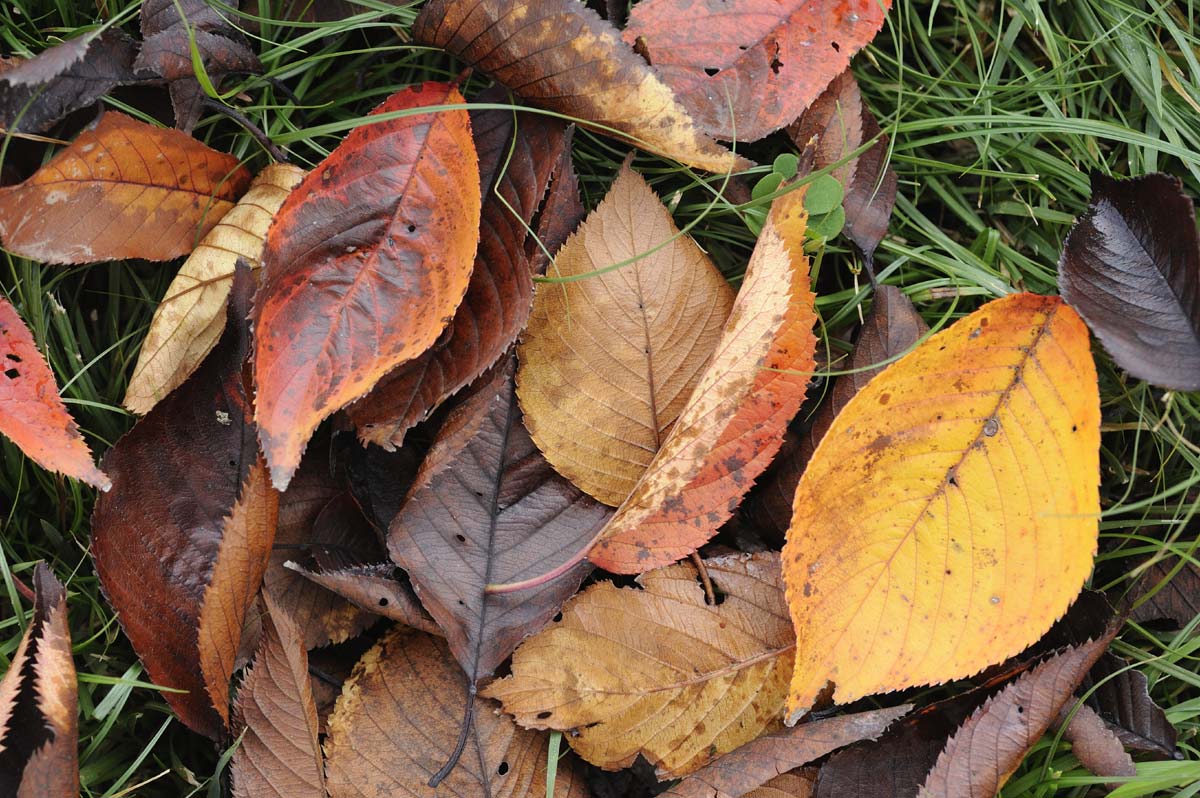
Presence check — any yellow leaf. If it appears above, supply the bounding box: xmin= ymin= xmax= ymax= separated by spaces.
xmin=124 ymin=164 xmax=305 ymax=415
xmin=783 ymin=293 xmax=1100 ymax=720
xmin=517 ymin=163 xmax=734 ymax=506
xmin=483 ymin=552 xmax=793 ymax=778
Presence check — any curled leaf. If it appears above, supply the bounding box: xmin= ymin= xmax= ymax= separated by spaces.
xmin=283 ymin=560 xmax=440 ymax=636
xmin=784 ymin=293 xmax=1101 ymax=718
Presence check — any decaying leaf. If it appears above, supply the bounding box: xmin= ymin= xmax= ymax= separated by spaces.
xmin=324 ymin=629 xmax=586 ymax=797
xmin=744 ymin=285 xmax=927 ymax=536
xmin=125 ymin=163 xmax=305 ymax=415
xmin=412 ymin=0 xmax=747 ymax=173
xmin=786 ymin=67 xmax=897 ymax=263
xmin=1086 ymin=652 xmax=1178 ymax=758
xmin=918 ymin=634 xmax=1116 ymax=797
xmin=484 ymin=553 xmax=794 ymax=778
xmin=784 ymin=293 xmax=1101 ymax=718
xmin=0 ymin=111 xmax=251 ymax=264
xmin=1056 ymin=702 xmax=1136 ymax=783
xmin=348 ymin=97 xmax=574 ymax=449
xmin=1132 ymin=556 xmax=1200 ymax=630
xmin=389 ymin=356 xmax=611 ymax=685
xmin=0 ymin=564 xmax=78 ymax=798
xmin=624 ymin=0 xmax=892 ymax=142
xmin=0 ymin=30 xmax=137 ymax=134
xmin=1059 ymin=172 xmax=1200 ymax=391
xmin=0 ymin=296 xmax=109 ymax=489
xmin=588 ymin=186 xmax=818 ymax=572
xmin=746 ymin=771 xmax=817 ymax=798
xmin=662 ymin=706 xmax=910 ymax=798
xmin=253 ymin=83 xmax=481 ymax=490
xmin=92 ymin=267 xmax=275 ymax=739
xmin=231 ymin=596 xmax=325 ymax=798
xmin=517 ymin=163 xmax=735 ymax=507
xmin=283 ymin=560 xmax=440 ymax=636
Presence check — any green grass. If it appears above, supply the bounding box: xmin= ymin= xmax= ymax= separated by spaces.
xmin=1 ymin=0 xmax=1198 ymax=795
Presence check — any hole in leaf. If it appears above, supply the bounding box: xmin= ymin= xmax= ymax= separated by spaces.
xmin=5 ymin=353 xmax=20 ymax=362
xmin=704 ymin=67 xmax=720 ymax=77
xmin=831 ymin=41 xmax=841 ymax=52
xmin=1017 ymin=705 xmax=1024 ymax=714
xmin=406 ymin=224 xmax=417 ymax=233
xmin=455 ymin=534 xmax=466 ymax=543
xmin=537 ymin=711 xmax=553 ymax=720
xmin=552 ymin=612 xmax=563 ymax=622
xmin=3 ymin=368 xmax=18 ymax=379
xmin=497 ymin=762 xmax=509 ymax=776
xmin=378 ymin=597 xmax=389 ymax=607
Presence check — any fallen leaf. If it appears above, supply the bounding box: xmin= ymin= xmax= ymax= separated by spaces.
xmin=0 ymin=31 xmax=138 ymax=134
xmin=283 ymin=560 xmax=441 ymax=636
xmin=918 ymin=634 xmax=1116 ymax=797
xmin=92 ymin=267 xmax=275 ymax=739
xmin=348 ymin=96 xmax=574 ymax=449
xmin=0 ymin=111 xmax=251 ymax=264
xmin=0 ymin=564 xmax=77 ymax=798
xmin=125 ymin=163 xmax=305 ymax=415
xmin=517 ymin=163 xmax=735 ymax=506
xmin=744 ymin=285 xmax=927 ymax=536
xmin=323 ymin=629 xmax=586 ymax=797
xmin=662 ymin=706 xmax=910 ymax=798
xmin=786 ymin=68 xmax=897 ymax=263
xmin=623 ymin=0 xmax=892 ymax=142
xmin=746 ymin=771 xmax=816 ymax=798
xmin=1131 ymin=557 xmax=1200 ymax=630
xmin=389 ymin=355 xmax=611 ymax=685
xmin=1058 ymin=172 xmax=1200 ymax=391
xmin=231 ymin=595 xmax=325 ymax=798
xmin=1086 ymin=652 xmax=1178 ymax=758
xmin=344 ymin=436 xmax=425 ymax=533
xmin=483 ymin=552 xmax=794 ymax=778
xmin=1056 ymin=702 xmax=1136 ymax=783
xmin=412 ymin=0 xmax=747 ymax=173
xmin=783 ymin=293 xmax=1101 ymax=718
xmin=253 ymin=82 xmax=480 ymax=490
xmin=0 ymin=296 xmax=109 ymax=489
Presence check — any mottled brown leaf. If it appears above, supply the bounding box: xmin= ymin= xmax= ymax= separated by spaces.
xmin=413 ymin=0 xmax=747 ymax=173
xmin=323 ymin=629 xmax=586 ymax=797
xmin=1056 ymin=702 xmax=1135 ymax=783
xmin=283 ymin=560 xmax=440 ymax=636
xmin=1085 ymin=652 xmax=1178 ymax=758
xmin=1132 ymin=556 xmax=1200 ymax=630
xmin=388 ymin=355 xmax=611 ymax=685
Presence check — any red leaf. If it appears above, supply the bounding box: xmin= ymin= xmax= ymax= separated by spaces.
xmin=252 ymin=82 xmax=481 ymax=489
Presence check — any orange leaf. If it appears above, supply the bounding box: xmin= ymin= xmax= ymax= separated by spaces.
xmin=783 ymin=293 xmax=1101 ymax=720
xmin=0 ymin=111 xmax=250 ymax=263
xmin=0 ymin=296 xmax=109 ymax=490
xmin=252 ymin=83 xmax=481 ymax=489
xmin=589 ymin=187 xmax=817 ymax=572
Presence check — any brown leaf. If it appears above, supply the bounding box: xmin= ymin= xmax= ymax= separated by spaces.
xmin=1056 ymin=702 xmax=1135 ymax=783
xmin=413 ymin=0 xmax=747 ymax=173
xmin=231 ymin=596 xmax=325 ymax=798
xmin=787 ymin=68 xmax=897 ymax=262
xmin=1085 ymin=653 xmax=1177 ymax=758
xmin=0 ymin=296 xmax=109 ymax=489
xmin=746 ymin=771 xmax=816 ymax=798
xmin=0 ymin=31 xmax=138 ymax=134
xmin=483 ymin=552 xmax=794 ymax=778
xmin=0 ymin=564 xmax=77 ymax=798
xmin=0 ymin=111 xmax=251 ymax=263
xmin=252 ymin=83 xmax=481 ymax=490
xmin=323 ymin=629 xmax=586 ymax=797
xmin=348 ymin=96 xmax=573 ymax=449
xmin=125 ymin=163 xmax=305 ymax=415
xmin=662 ymin=706 xmax=910 ymax=798
xmin=744 ymin=285 xmax=926 ymax=536
xmin=283 ymin=560 xmax=440 ymax=636
xmin=389 ymin=355 xmax=611 ymax=685
xmin=623 ymin=0 xmax=892 ymax=142
xmin=517 ymin=163 xmax=735 ymax=506
xmin=1132 ymin=556 xmax=1200 ymax=630
xmin=92 ymin=267 xmax=272 ymax=739
xmin=918 ymin=634 xmax=1116 ymax=798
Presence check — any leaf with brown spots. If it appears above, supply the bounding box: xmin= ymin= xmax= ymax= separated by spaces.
xmin=0 ymin=111 xmax=251 ymax=264
xmin=744 ymin=285 xmax=927 ymax=536
xmin=662 ymin=706 xmax=909 ymax=798
xmin=0 ymin=564 xmax=78 ymax=798
xmin=787 ymin=67 xmax=897 ymax=264
xmin=584 ymin=185 xmax=818 ymax=573
xmin=783 ymin=293 xmax=1101 ymax=720
xmin=412 ymin=0 xmax=747 ymax=173
xmin=347 ymin=96 xmax=575 ymax=449
xmin=517 ymin=163 xmax=735 ymax=507
xmin=323 ymin=629 xmax=587 ymax=797
xmin=92 ymin=267 xmax=277 ymax=739
xmin=126 ymin=163 xmax=305 ymax=415
xmin=0 ymin=296 xmax=109 ymax=490
xmin=483 ymin=553 xmax=794 ymax=778
xmin=388 ymin=355 xmax=611 ymax=689
xmin=252 ymin=83 xmax=480 ymax=490
xmin=624 ymin=0 xmax=892 ymax=143
xmin=231 ymin=595 xmax=325 ymax=798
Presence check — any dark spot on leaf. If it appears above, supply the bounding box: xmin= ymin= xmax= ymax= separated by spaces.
xmin=704 ymin=67 xmax=720 ymax=77
xmin=537 ymin=711 xmax=552 ymax=720
xmin=5 ymin=353 xmax=20 ymax=362
xmin=4 ymin=368 xmax=18 ymax=379
xmin=831 ymin=41 xmax=840 ymax=52
xmin=455 ymin=534 xmax=466 ymax=543
xmin=497 ymin=761 xmax=509 ymax=776
xmin=378 ymin=597 xmax=389 ymax=607
xmin=552 ymin=612 xmax=563 ymax=622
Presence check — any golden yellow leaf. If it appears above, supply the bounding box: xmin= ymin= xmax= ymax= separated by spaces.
xmin=124 ymin=163 xmax=305 ymax=415
xmin=517 ymin=164 xmax=734 ymax=506
xmin=783 ymin=293 xmax=1100 ymax=720
xmin=483 ymin=553 xmax=793 ymax=778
